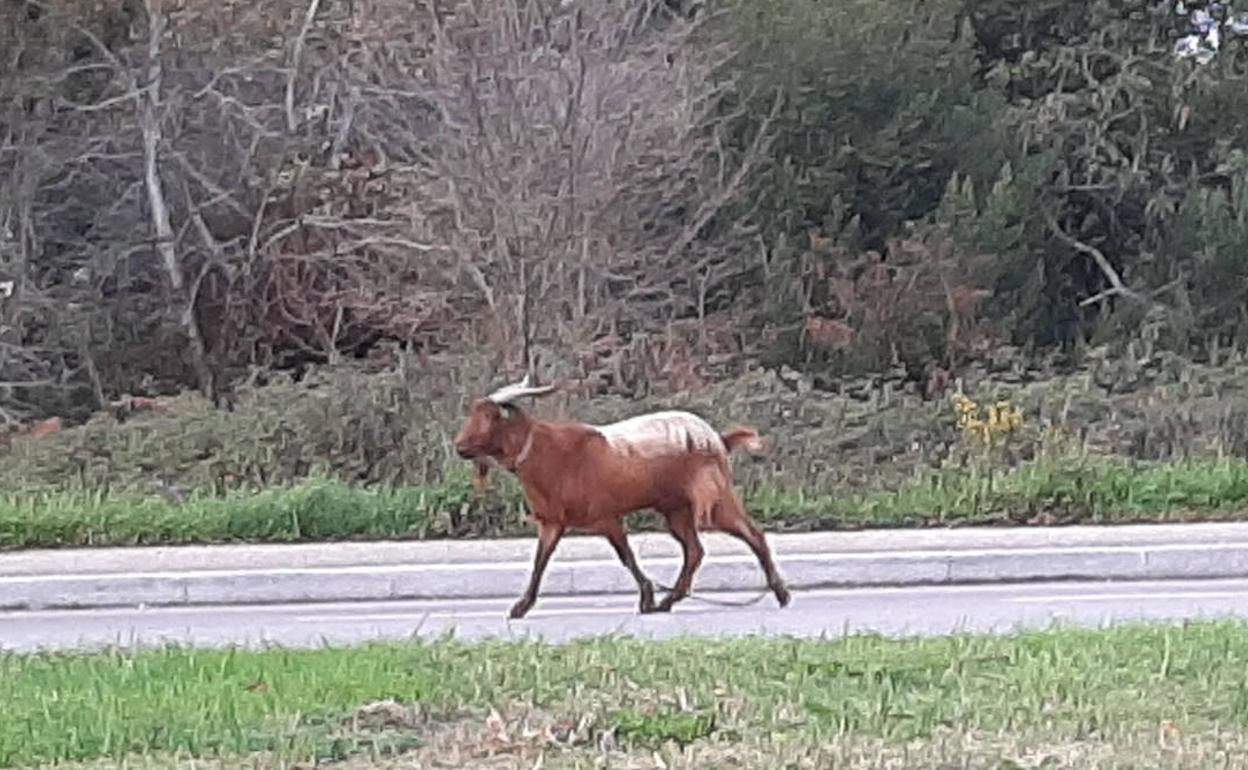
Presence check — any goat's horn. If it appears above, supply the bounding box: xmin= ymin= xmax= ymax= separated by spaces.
xmin=486 ymin=374 xmax=557 ymax=404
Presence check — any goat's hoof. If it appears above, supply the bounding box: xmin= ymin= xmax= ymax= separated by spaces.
xmin=508 ymin=600 xmax=533 ymax=619
xmin=774 ymin=584 xmax=792 ymax=608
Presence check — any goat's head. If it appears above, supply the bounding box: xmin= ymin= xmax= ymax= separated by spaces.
xmin=453 ymin=375 xmax=557 ymax=461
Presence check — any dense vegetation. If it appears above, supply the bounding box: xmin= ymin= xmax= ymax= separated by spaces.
xmin=3 ymin=0 xmax=1248 ymax=535
xmin=4 ymin=0 xmax=1248 ymax=414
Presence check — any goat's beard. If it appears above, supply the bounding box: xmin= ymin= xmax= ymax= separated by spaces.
xmin=471 ymin=458 xmax=492 ymax=496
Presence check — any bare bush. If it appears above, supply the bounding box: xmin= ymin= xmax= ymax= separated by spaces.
xmin=0 ymin=0 xmax=156 ymax=421
xmin=1 ymin=0 xmax=451 ymax=411
xmin=336 ymin=0 xmax=777 ymax=366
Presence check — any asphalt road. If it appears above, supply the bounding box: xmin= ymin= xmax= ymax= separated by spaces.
xmin=4 ymin=577 xmax=1248 ymax=653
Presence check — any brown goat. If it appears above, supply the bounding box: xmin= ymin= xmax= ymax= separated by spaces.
xmin=453 ymin=377 xmax=791 ymax=619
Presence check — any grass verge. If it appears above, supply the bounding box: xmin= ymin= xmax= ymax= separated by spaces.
xmin=5 ymin=621 xmax=1248 ymax=768
xmin=5 ymin=456 xmax=1248 ymax=549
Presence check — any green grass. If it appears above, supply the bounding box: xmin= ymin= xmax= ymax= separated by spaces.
xmin=751 ymin=455 xmax=1248 ymax=529
xmin=4 ymin=621 xmax=1248 ymax=768
xmin=5 ymin=456 xmax=1248 ymax=550
xmin=0 ymin=474 xmax=482 ymax=549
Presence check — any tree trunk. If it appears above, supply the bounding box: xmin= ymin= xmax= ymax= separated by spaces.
xmin=140 ymin=0 xmax=216 ymax=401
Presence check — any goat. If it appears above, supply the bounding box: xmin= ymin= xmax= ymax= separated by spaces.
xmin=453 ymin=376 xmax=791 ymax=619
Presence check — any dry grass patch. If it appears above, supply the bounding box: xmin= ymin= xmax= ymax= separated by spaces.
xmin=21 ymin=727 xmax=1248 ymax=770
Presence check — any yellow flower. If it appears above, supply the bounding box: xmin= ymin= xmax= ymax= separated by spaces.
xmin=952 ymin=390 xmax=1026 ymax=451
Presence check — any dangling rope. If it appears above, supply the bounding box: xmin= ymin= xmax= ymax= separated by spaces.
xmin=652 ymin=581 xmax=773 ymax=607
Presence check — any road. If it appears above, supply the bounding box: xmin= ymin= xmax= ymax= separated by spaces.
xmin=4 ymin=577 xmax=1248 ymax=653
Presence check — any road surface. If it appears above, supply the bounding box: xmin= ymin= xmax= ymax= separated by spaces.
xmin=3 ymin=577 xmax=1248 ymax=653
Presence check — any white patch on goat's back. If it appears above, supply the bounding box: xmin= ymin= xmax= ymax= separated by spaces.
xmin=593 ymin=411 xmax=725 ymax=458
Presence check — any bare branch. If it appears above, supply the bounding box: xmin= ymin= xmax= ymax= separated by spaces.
xmin=670 ymin=87 xmax=782 ymax=261
xmin=1046 ymin=216 xmax=1160 ymax=310
xmin=286 ymin=0 xmax=324 ymax=134
xmin=171 ymin=151 xmax=252 ymax=220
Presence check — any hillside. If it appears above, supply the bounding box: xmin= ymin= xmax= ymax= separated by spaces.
xmin=3 ymin=0 xmax=1248 ymax=541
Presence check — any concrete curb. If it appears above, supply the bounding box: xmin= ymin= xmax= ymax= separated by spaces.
xmin=5 ymin=523 xmax=1248 ymax=610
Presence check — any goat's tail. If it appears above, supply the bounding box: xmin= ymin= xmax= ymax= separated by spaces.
xmin=720 ymin=425 xmax=766 ymax=455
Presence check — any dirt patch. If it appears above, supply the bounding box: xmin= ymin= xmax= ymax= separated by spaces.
xmin=334 ymin=702 xmax=597 ymax=769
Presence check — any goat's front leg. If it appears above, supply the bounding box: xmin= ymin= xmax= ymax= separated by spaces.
xmin=509 ymin=520 xmax=565 ymax=619
xmin=656 ymin=507 xmax=704 ymax=612
xmin=590 ymin=518 xmax=657 ymax=613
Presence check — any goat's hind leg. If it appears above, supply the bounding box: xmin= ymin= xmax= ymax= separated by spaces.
xmin=712 ymin=489 xmax=791 ymax=608
xmin=592 ymin=519 xmax=658 ymax=613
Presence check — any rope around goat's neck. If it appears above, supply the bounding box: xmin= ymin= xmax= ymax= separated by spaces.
xmin=501 ymin=427 xmax=536 ymax=473
xmin=513 ymin=429 xmax=536 ymax=468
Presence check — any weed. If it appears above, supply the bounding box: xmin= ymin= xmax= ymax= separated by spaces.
xmin=611 ymin=707 xmax=717 ymax=747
